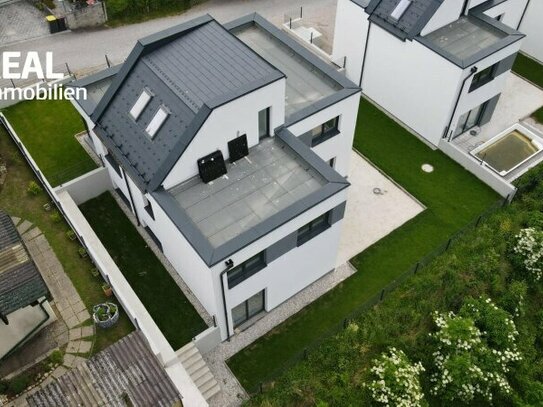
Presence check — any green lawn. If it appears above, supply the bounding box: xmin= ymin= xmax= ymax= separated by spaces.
xmin=513 ymin=53 xmax=543 ymax=89
xmin=79 ymin=193 xmax=207 ymax=349
xmin=2 ymin=99 xmax=96 ymax=187
xmin=533 ymin=106 xmax=543 ymax=124
xmin=0 ymin=126 xmax=133 ymax=355
xmin=227 ymin=98 xmax=499 ymax=392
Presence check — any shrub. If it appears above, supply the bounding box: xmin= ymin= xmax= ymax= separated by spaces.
xmin=7 ymin=374 xmax=31 ymax=395
xmin=367 ymin=347 xmax=425 ymax=406
xmin=27 ymin=181 xmax=42 ymax=195
xmin=513 ymin=228 xmax=543 ymax=281
xmin=49 ymin=210 xmax=61 ymax=223
xmin=499 ymin=280 xmax=528 ymax=318
xmin=430 ymin=298 xmax=521 ymax=404
xmin=48 ymin=350 xmax=63 ymax=365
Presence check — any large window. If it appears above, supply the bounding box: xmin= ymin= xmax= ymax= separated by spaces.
xmin=227 ymin=252 xmax=266 ymax=288
xmin=297 ymin=212 xmax=330 ymax=246
xmin=454 ymin=101 xmax=488 ymax=137
xmin=232 ymin=290 xmax=265 ymax=329
xmin=258 ymin=107 xmax=270 ymax=139
xmin=469 ymin=64 xmax=497 ymax=92
xmin=303 ymin=117 xmax=340 ymax=147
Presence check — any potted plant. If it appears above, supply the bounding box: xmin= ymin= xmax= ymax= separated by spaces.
xmin=92 ymin=302 xmax=119 ymax=328
xmin=102 ymin=283 xmax=112 ymax=297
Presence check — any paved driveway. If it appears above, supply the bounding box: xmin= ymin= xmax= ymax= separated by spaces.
xmin=0 ymin=0 xmax=50 ymax=46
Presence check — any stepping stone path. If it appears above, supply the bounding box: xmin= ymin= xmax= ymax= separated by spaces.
xmin=7 ymin=217 xmax=97 ymax=405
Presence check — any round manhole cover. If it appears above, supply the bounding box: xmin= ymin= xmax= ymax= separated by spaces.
xmin=422 ymin=164 xmax=434 ymax=173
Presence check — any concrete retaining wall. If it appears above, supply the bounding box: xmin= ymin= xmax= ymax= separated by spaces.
xmin=438 ymin=138 xmax=517 ymax=198
xmin=54 ymin=167 xmax=112 ymax=205
xmin=193 ymin=326 xmax=221 ymax=355
xmin=65 ymin=2 xmax=107 ymax=30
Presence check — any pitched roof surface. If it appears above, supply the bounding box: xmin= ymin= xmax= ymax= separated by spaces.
xmin=0 ymin=212 xmax=49 ymax=316
xmin=93 ymin=15 xmax=283 ymax=192
xmin=366 ymin=0 xmax=443 ymax=40
xmin=27 ymin=331 xmax=182 ymax=407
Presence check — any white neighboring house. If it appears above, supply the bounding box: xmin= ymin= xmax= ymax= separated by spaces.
xmin=70 ymin=14 xmax=361 ymax=341
xmin=333 ymin=0 xmax=526 ymax=146
xmin=516 ymin=0 xmax=543 ymax=63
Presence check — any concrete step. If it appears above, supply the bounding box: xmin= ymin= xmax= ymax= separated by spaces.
xmin=194 ymin=371 xmax=213 ymax=388
xmin=176 ymin=344 xmax=198 ymax=361
xmin=185 ymin=359 xmax=206 ymax=376
xmin=201 ymin=379 xmax=221 ymax=400
xmin=177 ymin=342 xmax=221 ymax=401
xmin=181 ymin=352 xmax=202 ymax=369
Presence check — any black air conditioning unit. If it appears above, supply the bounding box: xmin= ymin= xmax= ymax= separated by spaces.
xmin=228 ymin=134 xmax=249 ymax=163
xmin=197 ymin=151 xmax=227 ymax=183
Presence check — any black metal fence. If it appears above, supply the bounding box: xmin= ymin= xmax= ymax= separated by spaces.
xmin=245 ymin=194 xmax=512 ymax=395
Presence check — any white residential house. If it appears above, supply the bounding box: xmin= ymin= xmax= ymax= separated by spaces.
xmin=516 ymin=0 xmax=543 ymax=63
xmin=333 ymin=0 xmax=526 ymax=146
xmin=70 ymin=14 xmax=361 ymax=341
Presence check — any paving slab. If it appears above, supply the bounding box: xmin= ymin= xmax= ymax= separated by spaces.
xmin=17 ymin=220 xmax=33 ymax=235
xmin=81 ymin=326 xmax=94 ymax=338
xmin=0 ymin=0 xmax=50 ymax=47
xmin=66 ymin=341 xmax=80 ymax=354
xmin=23 ymin=227 xmax=42 ymax=241
xmin=72 ymin=301 xmax=87 ymax=314
xmin=64 ymin=315 xmax=79 ymax=329
xmin=11 ymin=216 xmax=21 ymax=225
xmin=52 ymin=366 xmax=68 ymax=378
xmin=69 ymin=328 xmax=82 ymax=341
xmin=76 ymin=310 xmax=91 ymax=324
xmin=77 ymin=341 xmax=92 ymax=354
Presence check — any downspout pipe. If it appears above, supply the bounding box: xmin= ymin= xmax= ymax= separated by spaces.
xmin=444 ymin=66 xmax=478 ymax=142
xmin=517 ymin=0 xmax=531 ymax=30
xmin=359 ymin=21 xmax=372 ymax=88
xmin=219 ymin=268 xmax=231 ymax=341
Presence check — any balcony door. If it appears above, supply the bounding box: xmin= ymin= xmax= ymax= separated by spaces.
xmin=232 ymin=290 xmax=265 ymax=329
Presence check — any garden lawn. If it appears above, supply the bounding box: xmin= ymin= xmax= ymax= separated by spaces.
xmin=533 ymin=106 xmax=543 ymax=124
xmin=79 ymin=193 xmax=207 ymax=350
xmin=0 ymin=126 xmax=133 ymax=355
xmin=513 ymin=53 xmax=543 ymax=89
xmin=227 ymin=98 xmax=499 ymax=392
xmin=2 ymin=99 xmax=96 ymax=187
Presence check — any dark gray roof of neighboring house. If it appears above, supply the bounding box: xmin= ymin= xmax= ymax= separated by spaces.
xmin=88 ymin=14 xmax=284 ymax=192
xmin=27 ymin=331 xmax=182 ymax=407
xmin=366 ymin=0 xmax=444 ymax=40
xmin=0 ymin=212 xmax=49 ymax=317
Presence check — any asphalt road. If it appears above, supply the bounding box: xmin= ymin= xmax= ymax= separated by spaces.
xmin=1 ymin=0 xmax=337 ymax=75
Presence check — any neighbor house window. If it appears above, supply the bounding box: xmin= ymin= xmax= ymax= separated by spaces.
xmin=129 ymin=88 xmax=152 ymax=120
xmin=146 ymin=106 xmax=169 ymax=138
xmin=391 ymin=0 xmax=412 ymax=20
xmin=258 ymin=107 xmax=270 ymax=139
xmin=469 ymin=64 xmax=497 ymax=92
xmin=454 ymin=101 xmax=488 ymax=137
xmin=227 ymin=252 xmax=266 ymax=288
xmin=297 ymin=212 xmax=331 ymax=246
xmin=303 ymin=116 xmax=340 ymax=147
xmin=232 ymin=290 xmax=265 ymax=329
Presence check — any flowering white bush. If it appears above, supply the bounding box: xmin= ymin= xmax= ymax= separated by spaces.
xmin=367 ymin=348 xmax=425 ymax=406
xmin=514 ymin=227 xmax=543 ymax=280
xmin=430 ymin=298 xmax=521 ymax=404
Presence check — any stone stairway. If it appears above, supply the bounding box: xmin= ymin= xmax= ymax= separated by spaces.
xmin=176 ymin=342 xmax=221 ymax=401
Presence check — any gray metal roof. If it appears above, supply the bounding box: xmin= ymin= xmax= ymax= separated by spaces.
xmin=69 ymin=65 xmax=121 ymax=116
xmin=91 ymin=15 xmax=284 ymax=192
xmin=27 ymin=331 xmax=182 ymax=407
xmin=366 ymin=0 xmax=444 ymax=40
xmin=0 ymin=212 xmax=49 ymax=316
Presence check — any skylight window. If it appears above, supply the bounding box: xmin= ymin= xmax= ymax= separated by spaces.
xmin=146 ymin=106 xmax=169 ymax=138
xmin=390 ymin=0 xmax=412 ymax=20
xmin=130 ymin=89 xmax=152 ymax=120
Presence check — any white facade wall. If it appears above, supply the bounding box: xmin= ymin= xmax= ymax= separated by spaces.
xmin=287 ymin=93 xmax=361 ymax=177
xmin=519 ymin=0 xmax=543 ymax=63
xmin=162 ymin=79 xmax=286 ymax=189
xmin=478 ymin=0 xmax=527 ymax=28
xmin=332 ymin=0 xmax=368 ymax=86
xmin=421 ymin=0 xmax=464 ymax=36
xmin=362 ymin=26 xmax=462 ymax=145
xmin=450 ymin=40 xmax=523 ymax=137
xmin=209 ymin=189 xmax=348 ymax=339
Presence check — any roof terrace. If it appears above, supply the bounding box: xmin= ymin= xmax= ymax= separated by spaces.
xmin=169 ymin=137 xmax=326 ymax=248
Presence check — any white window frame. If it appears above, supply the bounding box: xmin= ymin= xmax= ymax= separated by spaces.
xmin=390 ymin=0 xmax=411 ymax=20
xmin=146 ymin=106 xmax=169 ymax=138
xmin=129 ymin=88 xmax=153 ymax=120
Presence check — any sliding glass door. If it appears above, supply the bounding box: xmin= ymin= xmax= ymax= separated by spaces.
xmin=454 ymin=101 xmax=488 ymax=138
xmin=232 ymin=290 xmax=265 ymax=329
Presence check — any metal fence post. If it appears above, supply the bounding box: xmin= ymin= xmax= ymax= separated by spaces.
xmin=475 ymin=215 xmax=483 ymax=228
xmin=65 ymin=62 xmax=72 ymax=77
xmin=414 ymin=262 xmax=420 ymax=274
xmin=380 ymin=289 xmax=385 ymax=301
xmin=300 ymin=6 xmax=303 ymax=19
xmin=259 ymin=383 xmax=263 ymax=394
xmin=445 ymin=238 xmax=452 ymax=251
xmin=343 ymin=318 xmax=348 ymax=329
xmin=304 ymin=348 xmax=308 ymax=360
xmin=289 ymin=17 xmax=292 ymax=29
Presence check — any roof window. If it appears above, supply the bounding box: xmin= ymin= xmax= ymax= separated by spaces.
xmin=391 ymin=0 xmax=412 ymax=20
xmin=129 ymin=88 xmax=152 ymax=120
xmin=146 ymin=106 xmax=169 ymax=138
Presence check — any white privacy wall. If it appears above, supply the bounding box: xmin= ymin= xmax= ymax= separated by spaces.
xmin=478 ymin=0 xmax=528 ymax=28
xmin=362 ymin=26 xmax=462 ymax=146
xmin=420 ymin=0 xmax=464 ymax=36
xmin=331 ymin=0 xmax=368 ymax=86
xmin=162 ymin=79 xmax=286 ymax=189
xmin=210 ymin=188 xmax=348 ymax=339
xmin=287 ymin=93 xmax=361 ymax=177
xmin=519 ymin=0 xmax=543 ymax=63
